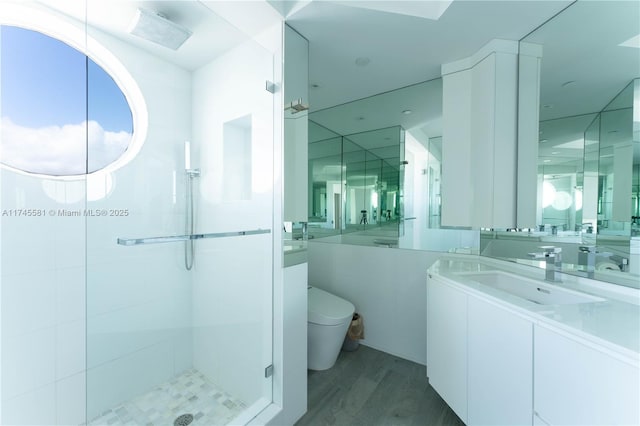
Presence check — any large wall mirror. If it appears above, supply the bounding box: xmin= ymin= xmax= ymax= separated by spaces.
xmin=307 ymin=79 xmax=479 ymax=251
xmin=482 ymin=1 xmax=640 ymax=288
xmin=309 ymin=123 xmax=405 ymax=240
xmin=305 ymin=1 xmax=638 ymax=288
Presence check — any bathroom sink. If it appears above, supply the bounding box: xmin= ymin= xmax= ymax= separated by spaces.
xmin=453 ymin=270 xmax=605 ymax=305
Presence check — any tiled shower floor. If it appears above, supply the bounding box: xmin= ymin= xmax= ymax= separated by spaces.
xmin=87 ymin=369 xmax=246 ymax=426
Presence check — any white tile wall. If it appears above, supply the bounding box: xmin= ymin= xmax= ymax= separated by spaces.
xmin=2 ymin=327 xmax=56 ymax=400
xmin=56 ymin=372 xmax=86 ymax=426
xmin=56 ymin=267 xmax=86 ymax=325
xmin=1 ymin=15 xmax=193 ymax=425
xmin=86 ymin=341 xmax=175 ymax=419
xmin=56 ymin=320 xmax=86 ymax=380
xmin=2 ymin=383 xmax=56 ymax=426
xmin=308 ymin=241 xmax=443 ymax=365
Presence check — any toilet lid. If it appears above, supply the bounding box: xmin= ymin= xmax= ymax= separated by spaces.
xmin=308 ymin=287 xmax=355 ymax=326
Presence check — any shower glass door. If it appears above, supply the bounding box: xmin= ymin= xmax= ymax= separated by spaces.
xmin=84 ymin=1 xmax=275 ymax=425
xmin=0 ymin=1 xmax=89 ymax=424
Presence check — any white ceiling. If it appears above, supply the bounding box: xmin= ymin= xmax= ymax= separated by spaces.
xmin=37 ymin=0 xmax=275 ymax=71
xmin=309 ymin=78 xmax=442 ymax=139
xmin=35 ymin=0 xmax=640 ymax=158
xmin=285 ymin=0 xmax=573 ymax=111
xmin=297 ymin=0 xmax=639 ymax=162
xmin=526 ymin=0 xmax=640 ymax=121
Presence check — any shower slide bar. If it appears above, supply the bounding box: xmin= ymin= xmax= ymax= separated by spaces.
xmin=117 ymin=229 xmax=271 ymax=246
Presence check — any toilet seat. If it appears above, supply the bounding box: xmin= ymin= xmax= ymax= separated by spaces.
xmin=308 ymin=286 xmax=355 ymax=326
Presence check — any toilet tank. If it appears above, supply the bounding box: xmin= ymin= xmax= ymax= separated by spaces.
xmin=308 ymin=286 xmax=355 ymax=326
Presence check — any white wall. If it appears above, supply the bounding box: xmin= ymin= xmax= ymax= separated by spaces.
xmin=308 ymin=241 xmax=442 ymax=365
xmin=402 ymin=131 xmax=429 ymax=247
xmin=1 ymin=17 xmax=193 ymax=425
xmin=281 ymin=263 xmax=307 ymax=426
xmin=0 ymin=172 xmax=86 ymax=426
xmin=191 ymin=39 xmax=275 ymax=407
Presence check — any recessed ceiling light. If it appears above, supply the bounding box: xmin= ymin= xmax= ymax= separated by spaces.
xmin=543 ymin=159 xmax=551 ymax=163
xmin=355 ymin=57 xmax=371 ymax=67
xmin=540 ymin=139 xmax=548 ymax=143
xmin=561 ymin=80 xmax=576 ymax=88
xmin=552 ymin=151 xmax=560 ymax=154
xmin=402 ymin=109 xmax=412 ymax=115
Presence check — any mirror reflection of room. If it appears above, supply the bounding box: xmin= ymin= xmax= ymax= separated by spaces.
xmin=305 ymin=0 xmax=638 ymax=288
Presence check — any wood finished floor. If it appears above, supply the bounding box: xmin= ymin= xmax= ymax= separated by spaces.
xmin=295 ymin=345 xmax=465 ymax=426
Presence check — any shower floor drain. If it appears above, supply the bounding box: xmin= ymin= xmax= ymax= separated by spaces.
xmin=174 ymin=414 xmax=194 ymax=426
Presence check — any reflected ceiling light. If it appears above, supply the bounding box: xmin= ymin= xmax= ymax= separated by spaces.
xmin=555 ymin=139 xmax=584 ymax=149
xmin=575 ymin=189 xmax=583 ymax=211
xmin=128 ymin=8 xmax=193 ymax=50
xmin=542 ymin=181 xmax=556 ymax=208
xmin=540 ymin=139 xmax=548 ymax=143
xmin=619 ymin=33 xmax=640 ymax=49
xmin=552 ymin=151 xmax=560 ymax=154
xmin=402 ymin=109 xmax=413 ymax=115
xmin=543 ymin=104 xmax=554 ymax=109
xmin=552 ymin=191 xmax=573 ymax=211
xmin=543 ymin=159 xmax=551 ymax=163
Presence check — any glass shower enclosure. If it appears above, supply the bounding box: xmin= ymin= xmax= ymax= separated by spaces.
xmin=0 ymin=1 xmax=277 ymax=425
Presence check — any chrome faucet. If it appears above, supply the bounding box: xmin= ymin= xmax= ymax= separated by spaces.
xmin=610 ymin=255 xmax=630 ymax=273
xmin=578 ymin=245 xmax=596 ymax=278
xmin=528 ymin=246 xmax=562 ymax=282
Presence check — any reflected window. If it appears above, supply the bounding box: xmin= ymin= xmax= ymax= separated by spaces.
xmin=1 ymin=25 xmax=134 ymax=176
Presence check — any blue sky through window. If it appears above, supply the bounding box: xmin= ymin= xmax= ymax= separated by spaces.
xmin=1 ymin=25 xmax=134 ymax=175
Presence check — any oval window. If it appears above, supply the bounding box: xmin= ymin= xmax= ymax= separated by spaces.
xmin=1 ymin=25 xmax=136 ymax=176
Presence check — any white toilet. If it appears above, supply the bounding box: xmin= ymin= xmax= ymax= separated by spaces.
xmin=308 ymin=286 xmax=355 ymax=371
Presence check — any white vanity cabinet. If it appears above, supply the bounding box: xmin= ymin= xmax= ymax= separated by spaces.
xmin=427 ymin=256 xmax=640 ymax=426
xmin=426 ymin=276 xmax=468 ymax=422
xmin=427 ymin=275 xmax=534 ymax=425
xmin=467 ymin=296 xmax=533 ymax=425
xmin=534 ymin=324 xmax=640 ymax=426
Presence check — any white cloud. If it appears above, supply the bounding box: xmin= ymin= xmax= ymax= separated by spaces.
xmin=1 ymin=117 xmax=131 ymax=176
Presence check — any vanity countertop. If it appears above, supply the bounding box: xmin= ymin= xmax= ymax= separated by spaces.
xmin=284 ymin=239 xmax=307 ymax=267
xmin=429 ymin=254 xmax=640 ymax=360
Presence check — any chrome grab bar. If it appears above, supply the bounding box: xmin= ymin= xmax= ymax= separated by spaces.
xmin=117 ymin=229 xmax=271 ymax=246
